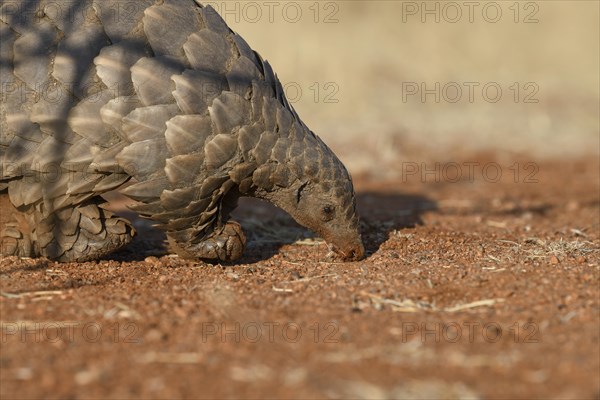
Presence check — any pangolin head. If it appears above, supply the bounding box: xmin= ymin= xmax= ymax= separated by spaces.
xmin=259 ymin=133 xmax=365 ymax=261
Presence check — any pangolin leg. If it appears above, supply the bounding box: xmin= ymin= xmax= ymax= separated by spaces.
xmin=165 ymin=187 xmax=246 ymax=262
xmin=167 ymin=221 xmax=246 ymax=263
xmin=42 ymin=199 xmax=136 ymax=262
xmin=0 ymin=191 xmax=35 ymax=258
xmin=1 ymin=194 xmax=136 ymax=262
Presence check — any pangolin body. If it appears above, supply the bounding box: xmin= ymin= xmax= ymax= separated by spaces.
xmin=0 ymin=0 xmax=364 ymax=262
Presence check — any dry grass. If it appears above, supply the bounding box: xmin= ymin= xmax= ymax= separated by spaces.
xmin=493 ymin=237 xmax=598 ymax=265
xmin=522 ymin=238 xmax=597 ymax=261
xmin=356 ymin=291 xmax=504 ymax=313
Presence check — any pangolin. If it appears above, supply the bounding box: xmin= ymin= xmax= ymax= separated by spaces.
xmin=0 ymin=0 xmax=364 ymax=263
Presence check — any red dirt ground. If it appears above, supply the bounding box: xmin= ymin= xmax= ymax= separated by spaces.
xmin=1 ymin=154 xmax=598 ymax=399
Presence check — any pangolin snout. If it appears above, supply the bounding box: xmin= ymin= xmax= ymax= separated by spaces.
xmin=330 ymin=237 xmax=365 ymax=261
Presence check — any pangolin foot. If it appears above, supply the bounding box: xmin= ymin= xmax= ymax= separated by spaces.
xmin=168 ymin=221 xmax=246 ymax=263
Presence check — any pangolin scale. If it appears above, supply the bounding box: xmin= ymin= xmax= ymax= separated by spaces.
xmin=0 ymin=0 xmax=364 ymax=262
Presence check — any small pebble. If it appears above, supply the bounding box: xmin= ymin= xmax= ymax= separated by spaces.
xmin=15 ymin=367 xmax=33 ymax=380
xmin=75 ymin=369 xmax=100 ymax=386
xmin=549 ymin=256 xmax=560 ymax=265
xmin=566 ymin=201 xmax=579 ymax=211
xmin=227 ymin=272 xmax=240 ymax=281
xmin=144 ymin=328 xmax=163 ymax=343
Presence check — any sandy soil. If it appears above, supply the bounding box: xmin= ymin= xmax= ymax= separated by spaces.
xmin=1 ymin=154 xmax=598 ymax=399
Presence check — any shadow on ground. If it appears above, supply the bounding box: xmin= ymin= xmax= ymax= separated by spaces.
xmin=356 ymin=192 xmax=437 ymax=256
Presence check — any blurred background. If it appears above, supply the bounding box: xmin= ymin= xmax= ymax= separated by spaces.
xmin=212 ymin=0 xmax=599 ymax=175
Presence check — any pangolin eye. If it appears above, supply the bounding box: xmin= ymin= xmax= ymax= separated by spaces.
xmin=321 ymin=205 xmax=335 ymax=222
